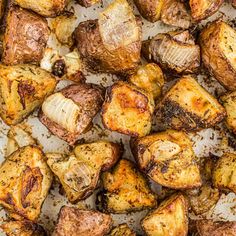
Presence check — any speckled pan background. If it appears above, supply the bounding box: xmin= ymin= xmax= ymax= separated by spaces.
xmin=0 ymin=0 xmax=236 ymax=235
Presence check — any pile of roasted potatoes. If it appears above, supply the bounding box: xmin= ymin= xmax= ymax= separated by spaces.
xmin=0 ymin=0 xmax=235 ymax=235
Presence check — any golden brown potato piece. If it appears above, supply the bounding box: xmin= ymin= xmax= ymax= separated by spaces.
xmin=39 ymin=83 xmax=104 ymax=145
xmin=2 ymin=6 xmax=49 ymax=66
xmin=74 ymin=0 xmax=141 ymax=74
xmin=76 ymin=0 xmax=100 ymax=7
xmin=189 ymin=0 xmax=223 ymax=21
xmin=129 ymin=63 xmax=164 ymax=99
xmin=46 ymin=141 xmax=122 ymax=202
xmin=0 ymin=64 xmax=57 ymax=125
xmin=157 ymin=75 xmax=226 ymax=131
xmin=0 ymin=220 xmax=46 ymax=236
xmin=97 ymin=159 xmax=156 ymax=213
xmin=161 ymin=0 xmax=191 ymax=29
xmin=108 ymin=224 xmax=136 ymax=236
xmin=200 ymin=20 xmax=236 ymax=90
xmin=53 ymin=206 xmax=112 ymax=236
xmin=141 ymin=194 xmax=188 ymax=236
xmin=0 ymin=146 xmax=53 ymax=221
xmin=196 ymin=220 xmax=236 ymax=236
xmin=148 ymin=31 xmax=200 ymax=73
xmin=6 ymin=124 xmax=37 ymax=157
xmin=232 ymin=0 xmax=236 ymax=7
xmin=221 ymin=91 xmax=236 ymax=134
xmin=133 ymin=0 xmax=163 ymax=22
xmin=14 ymin=0 xmax=69 ymax=17
xmin=131 ymin=129 xmax=202 ymax=189
xmin=213 ymin=153 xmax=236 ymax=193
xmin=102 ymin=81 xmax=154 ymax=137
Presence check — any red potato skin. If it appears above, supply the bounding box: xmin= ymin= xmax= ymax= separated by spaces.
xmin=2 ymin=5 xmax=49 ymax=65
xmin=39 ymin=83 xmax=104 ymax=145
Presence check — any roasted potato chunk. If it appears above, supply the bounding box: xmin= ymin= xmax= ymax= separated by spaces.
xmin=148 ymin=31 xmax=200 ymax=73
xmin=196 ymin=220 xmax=236 ymax=236
xmin=74 ymin=0 xmax=141 ymax=74
xmin=6 ymin=124 xmax=37 ymax=157
xmin=131 ymin=129 xmax=201 ymax=189
xmin=108 ymin=224 xmax=136 ymax=236
xmin=133 ymin=0 xmax=163 ymax=22
xmin=76 ymin=0 xmax=100 ymax=7
xmin=2 ymin=6 xmax=49 ymax=65
xmin=232 ymin=0 xmax=236 ymax=7
xmin=53 ymin=206 xmax=112 ymax=236
xmin=213 ymin=153 xmax=236 ymax=193
xmin=189 ymin=0 xmax=223 ymax=21
xmin=39 ymin=83 xmax=104 ymax=145
xmin=200 ymin=20 xmax=236 ymax=90
xmin=157 ymin=75 xmax=226 ymax=131
xmin=161 ymin=0 xmax=191 ymax=29
xmin=0 ymin=64 xmax=57 ymax=125
xmin=129 ymin=63 xmax=164 ymax=99
xmin=0 ymin=220 xmax=46 ymax=236
xmin=0 ymin=146 xmax=53 ymax=221
xmin=102 ymin=81 xmax=154 ymax=137
xmin=46 ymin=141 xmax=121 ymax=202
xmin=14 ymin=0 xmax=69 ymax=17
xmin=97 ymin=159 xmax=156 ymax=213
xmin=221 ymin=91 xmax=236 ymax=134
xmin=141 ymin=194 xmax=188 ymax=236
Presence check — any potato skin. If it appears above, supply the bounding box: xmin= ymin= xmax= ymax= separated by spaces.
xmin=53 ymin=206 xmax=112 ymax=236
xmin=102 ymin=81 xmax=154 ymax=137
xmin=97 ymin=159 xmax=157 ymax=213
xmin=196 ymin=220 xmax=236 ymax=236
xmin=131 ymin=129 xmax=202 ymax=189
xmin=73 ymin=19 xmax=141 ymax=74
xmin=157 ymin=75 xmax=226 ymax=131
xmin=76 ymin=0 xmax=100 ymax=7
xmin=39 ymin=83 xmax=104 ymax=145
xmin=213 ymin=153 xmax=236 ymax=193
xmin=14 ymin=0 xmax=69 ymax=17
xmin=0 ymin=146 xmax=53 ymax=221
xmin=133 ymin=0 xmax=163 ymax=22
xmin=2 ymin=6 xmax=49 ymax=65
xmin=199 ymin=20 xmax=236 ymax=90
xmin=0 ymin=64 xmax=57 ymax=126
xmin=141 ymin=194 xmax=188 ymax=236
xmin=0 ymin=220 xmax=46 ymax=236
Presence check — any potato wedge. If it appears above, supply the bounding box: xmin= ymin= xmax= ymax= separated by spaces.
xmin=53 ymin=206 xmax=112 ymax=236
xmin=97 ymin=159 xmax=156 ymax=213
xmin=0 ymin=146 xmax=53 ymax=221
xmin=74 ymin=0 xmax=141 ymax=74
xmin=133 ymin=0 xmax=163 ymax=22
xmin=0 ymin=64 xmax=57 ymax=125
xmin=102 ymin=81 xmax=154 ymax=137
xmin=189 ymin=0 xmax=223 ymax=21
xmin=39 ymin=83 xmax=103 ymax=145
xmin=221 ymin=91 xmax=236 ymax=134
xmin=0 ymin=220 xmax=46 ymax=236
xmin=76 ymin=0 xmax=100 ymax=7
xmin=196 ymin=220 xmax=236 ymax=236
xmin=161 ymin=0 xmax=191 ymax=29
xmin=213 ymin=153 xmax=236 ymax=193
xmin=108 ymin=224 xmax=136 ymax=236
xmin=2 ymin=6 xmax=49 ymax=65
xmin=46 ymin=141 xmax=121 ymax=202
xmin=129 ymin=63 xmax=164 ymax=99
xmin=141 ymin=194 xmax=188 ymax=236
xmin=157 ymin=75 xmax=226 ymax=131
xmin=199 ymin=20 xmax=236 ymax=90
xmin=14 ymin=0 xmax=69 ymax=17
xmin=131 ymin=129 xmax=202 ymax=189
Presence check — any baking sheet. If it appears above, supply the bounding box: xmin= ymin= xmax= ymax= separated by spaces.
xmin=0 ymin=0 xmax=236 ymax=234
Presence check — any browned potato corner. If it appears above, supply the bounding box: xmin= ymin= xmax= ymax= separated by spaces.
xmin=2 ymin=5 xmax=49 ymax=65
xmin=76 ymin=0 xmax=101 ymax=7
xmin=52 ymin=206 xmax=112 ymax=236
xmin=108 ymin=224 xmax=136 ymax=236
xmin=97 ymin=159 xmax=157 ymax=213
